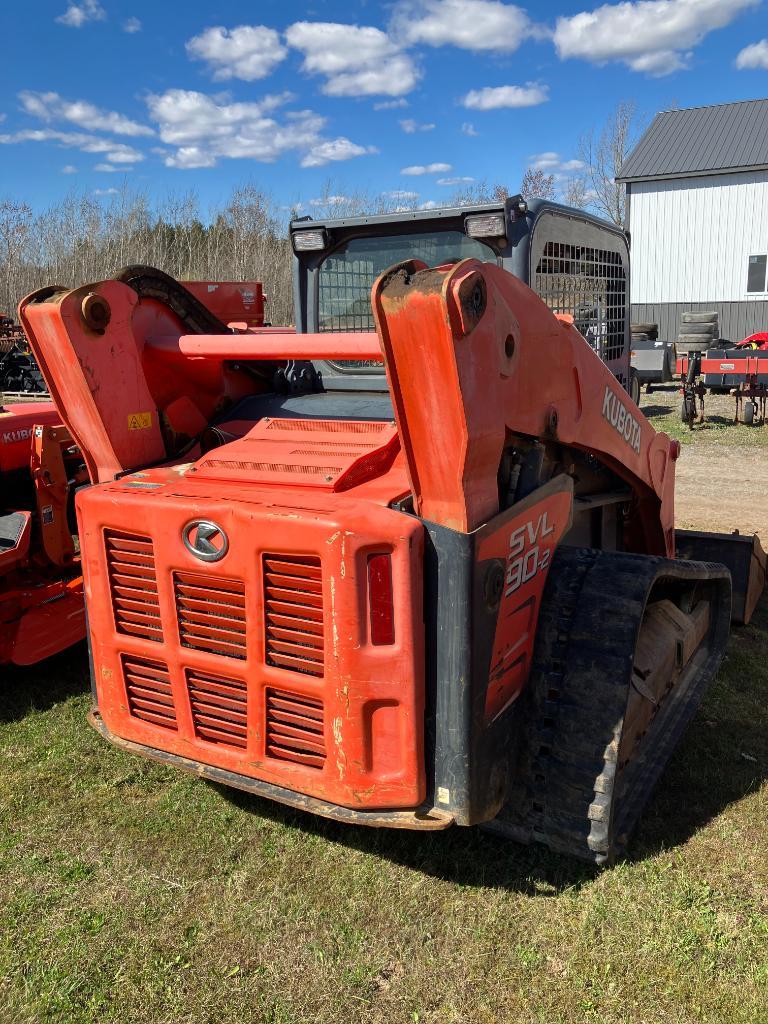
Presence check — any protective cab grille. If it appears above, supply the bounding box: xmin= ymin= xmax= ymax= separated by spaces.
xmin=186 ymin=669 xmax=248 ymax=749
xmin=263 ymin=555 xmax=324 ymax=676
xmin=106 ymin=532 xmax=163 ymax=643
xmin=122 ymin=656 xmax=177 ymax=730
xmin=266 ymin=689 xmax=326 ymax=769
xmin=174 ymin=573 xmax=247 ymax=660
xmin=534 ymin=239 xmax=628 ymax=364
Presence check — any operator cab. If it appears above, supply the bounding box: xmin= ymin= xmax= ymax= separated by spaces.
xmin=290 ymin=196 xmax=632 ymax=394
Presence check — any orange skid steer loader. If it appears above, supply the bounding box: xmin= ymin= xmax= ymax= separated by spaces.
xmin=20 ymin=253 xmax=761 ymax=863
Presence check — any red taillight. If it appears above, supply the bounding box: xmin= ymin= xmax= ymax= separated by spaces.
xmin=367 ymin=553 xmax=394 ymax=646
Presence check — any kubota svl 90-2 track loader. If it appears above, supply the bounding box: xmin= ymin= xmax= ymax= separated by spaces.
xmin=20 ymin=205 xmax=763 ymax=863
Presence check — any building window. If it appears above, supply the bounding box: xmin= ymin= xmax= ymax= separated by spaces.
xmin=747 ymin=254 xmax=767 ymax=293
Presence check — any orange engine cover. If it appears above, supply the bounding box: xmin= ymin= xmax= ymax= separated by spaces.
xmin=77 ymin=459 xmax=426 ymax=810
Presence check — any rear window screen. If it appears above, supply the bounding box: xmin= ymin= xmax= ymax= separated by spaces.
xmin=318 ymin=230 xmax=496 ymax=334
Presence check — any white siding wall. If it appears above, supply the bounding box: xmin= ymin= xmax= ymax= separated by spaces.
xmin=629 ymin=171 xmax=768 ymax=304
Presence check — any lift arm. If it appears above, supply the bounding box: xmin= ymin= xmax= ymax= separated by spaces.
xmin=372 ymin=259 xmax=678 ymax=555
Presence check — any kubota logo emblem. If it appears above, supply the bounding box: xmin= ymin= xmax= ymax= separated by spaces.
xmin=183 ymin=520 xmax=229 ymax=562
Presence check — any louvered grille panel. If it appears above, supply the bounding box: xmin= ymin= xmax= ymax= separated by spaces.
xmin=263 ymin=555 xmax=324 ymax=677
xmin=174 ymin=573 xmax=247 ymax=660
xmin=122 ymin=656 xmax=177 ymax=730
xmin=106 ymin=532 xmax=163 ymax=643
xmin=186 ymin=670 xmax=248 ymax=749
xmin=266 ymin=689 xmax=326 ymax=769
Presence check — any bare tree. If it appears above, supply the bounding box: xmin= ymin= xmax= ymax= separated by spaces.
xmin=520 ymin=168 xmax=556 ymax=200
xmin=563 ymin=175 xmax=590 ymax=210
xmin=578 ymin=101 xmax=643 ymax=226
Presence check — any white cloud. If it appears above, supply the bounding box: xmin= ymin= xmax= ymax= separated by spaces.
xmin=286 ymin=21 xmax=419 ymax=96
xmin=530 ymin=151 xmax=584 ymax=172
xmin=554 ymin=0 xmax=759 ymax=76
xmin=529 ymin=150 xmax=560 ymax=169
xmin=461 ymin=121 xmax=479 ymax=136
xmin=186 ymin=25 xmax=287 ymax=81
xmin=145 ymin=88 xmax=374 ymax=170
xmin=301 ymin=137 xmax=378 ymax=168
xmin=401 ymin=162 xmax=452 ymax=174
xmin=736 ymin=39 xmax=768 ymax=69
xmin=94 ymin=187 xmax=119 ymax=196
xmin=94 ymin=162 xmax=132 ymax=172
xmin=400 ymin=119 xmax=435 ymax=133
xmin=375 ymin=98 xmax=409 ymax=109
xmin=383 ymin=189 xmax=420 ymax=200
xmin=0 ymin=128 xmax=143 ymax=163
xmin=56 ymin=1 xmax=105 ymax=27
xmin=419 ymin=200 xmax=440 ymax=209
xmin=392 ymin=0 xmax=546 ymax=51
xmin=462 ymin=83 xmax=548 ymax=109
xmin=309 ymin=195 xmax=351 ymax=207
xmin=61 ymin=164 xmax=77 ymax=173
xmin=19 ymin=91 xmax=153 ymax=137
xmin=437 ymin=176 xmax=475 ymax=185
xmin=122 ymin=17 xmax=141 ymax=33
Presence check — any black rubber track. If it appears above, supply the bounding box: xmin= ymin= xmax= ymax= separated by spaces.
xmin=484 ymin=547 xmax=731 ymax=864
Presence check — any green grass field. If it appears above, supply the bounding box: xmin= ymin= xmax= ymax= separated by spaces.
xmin=1 ymin=401 xmax=767 ymax=1024
xmin=639 ymin=385 xmax=768 ymax=447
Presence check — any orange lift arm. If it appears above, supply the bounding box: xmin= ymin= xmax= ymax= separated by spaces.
xmin=372 ymin=259 xmax=678 ymax=555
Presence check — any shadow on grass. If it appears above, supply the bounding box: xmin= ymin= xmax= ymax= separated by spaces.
xmin=695 ymin=415 xmax=738 ymax=428
xmin=629 ymin=591 xmax=768 ymax=861
xmin=638 ymin=404 xmax=678 ymax=419
xmin=214 ymin=781 xmax=599 ymax=895
xmin=217 ymin=592 xmax=768 ymax=890
xmin=0 ymin=642 xmax=90 ymax=724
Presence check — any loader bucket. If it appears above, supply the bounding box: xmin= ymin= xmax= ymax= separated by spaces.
xmin=675 ymin=529 xmax=766 ymax=625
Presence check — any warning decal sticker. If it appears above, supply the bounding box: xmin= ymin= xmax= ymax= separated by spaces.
xmin=127 ymin=412 xmax=152 ymax=430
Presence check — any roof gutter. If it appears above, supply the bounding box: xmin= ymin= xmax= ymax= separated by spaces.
xmin=617 ymin=163 xmax=768 ymax=184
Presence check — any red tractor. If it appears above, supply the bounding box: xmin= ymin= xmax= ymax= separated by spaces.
xmin=0 ymin=399 xmax=86 ymax=665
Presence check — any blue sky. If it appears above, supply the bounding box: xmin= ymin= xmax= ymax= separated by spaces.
xmin=2 ymin=0 xmax=768 ymax=215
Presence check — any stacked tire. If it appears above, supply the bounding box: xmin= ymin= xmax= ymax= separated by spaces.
xmin=630 ymin=321 xmax=658 ymax=344
xmin=677 ymin=311 xmax=719 ymax=354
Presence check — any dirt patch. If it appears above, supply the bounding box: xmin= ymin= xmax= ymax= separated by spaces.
xmin=636 ymin=384 xmax=768 ymax=537
xmin=673 ymin=444 xmax=768 ymax=536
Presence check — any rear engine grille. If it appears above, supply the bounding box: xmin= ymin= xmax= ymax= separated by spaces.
xmin=106 ymin=532 xmax=163 ymax=643
xmin=266 ymin=689 xmax=326 ymax=769
xmin=174 ymin=573 xmax=247 ymax=660
xmin=122 ymin=656 xmax=177 ymax=730
xmin=263 ymin=555 xmax=324 ymax=676
xmin=265 ymin=419 xmax=389 ymax=434
xmin=186 ymin=670 xmax=248 ymax=749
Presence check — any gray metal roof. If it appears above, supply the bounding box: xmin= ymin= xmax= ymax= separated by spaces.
xmin=617 ymin=99 xmax=768 ymax=182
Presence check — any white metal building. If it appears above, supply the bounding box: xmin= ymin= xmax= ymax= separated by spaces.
xmin=617 ymin=99 xmax=768 ymax=342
